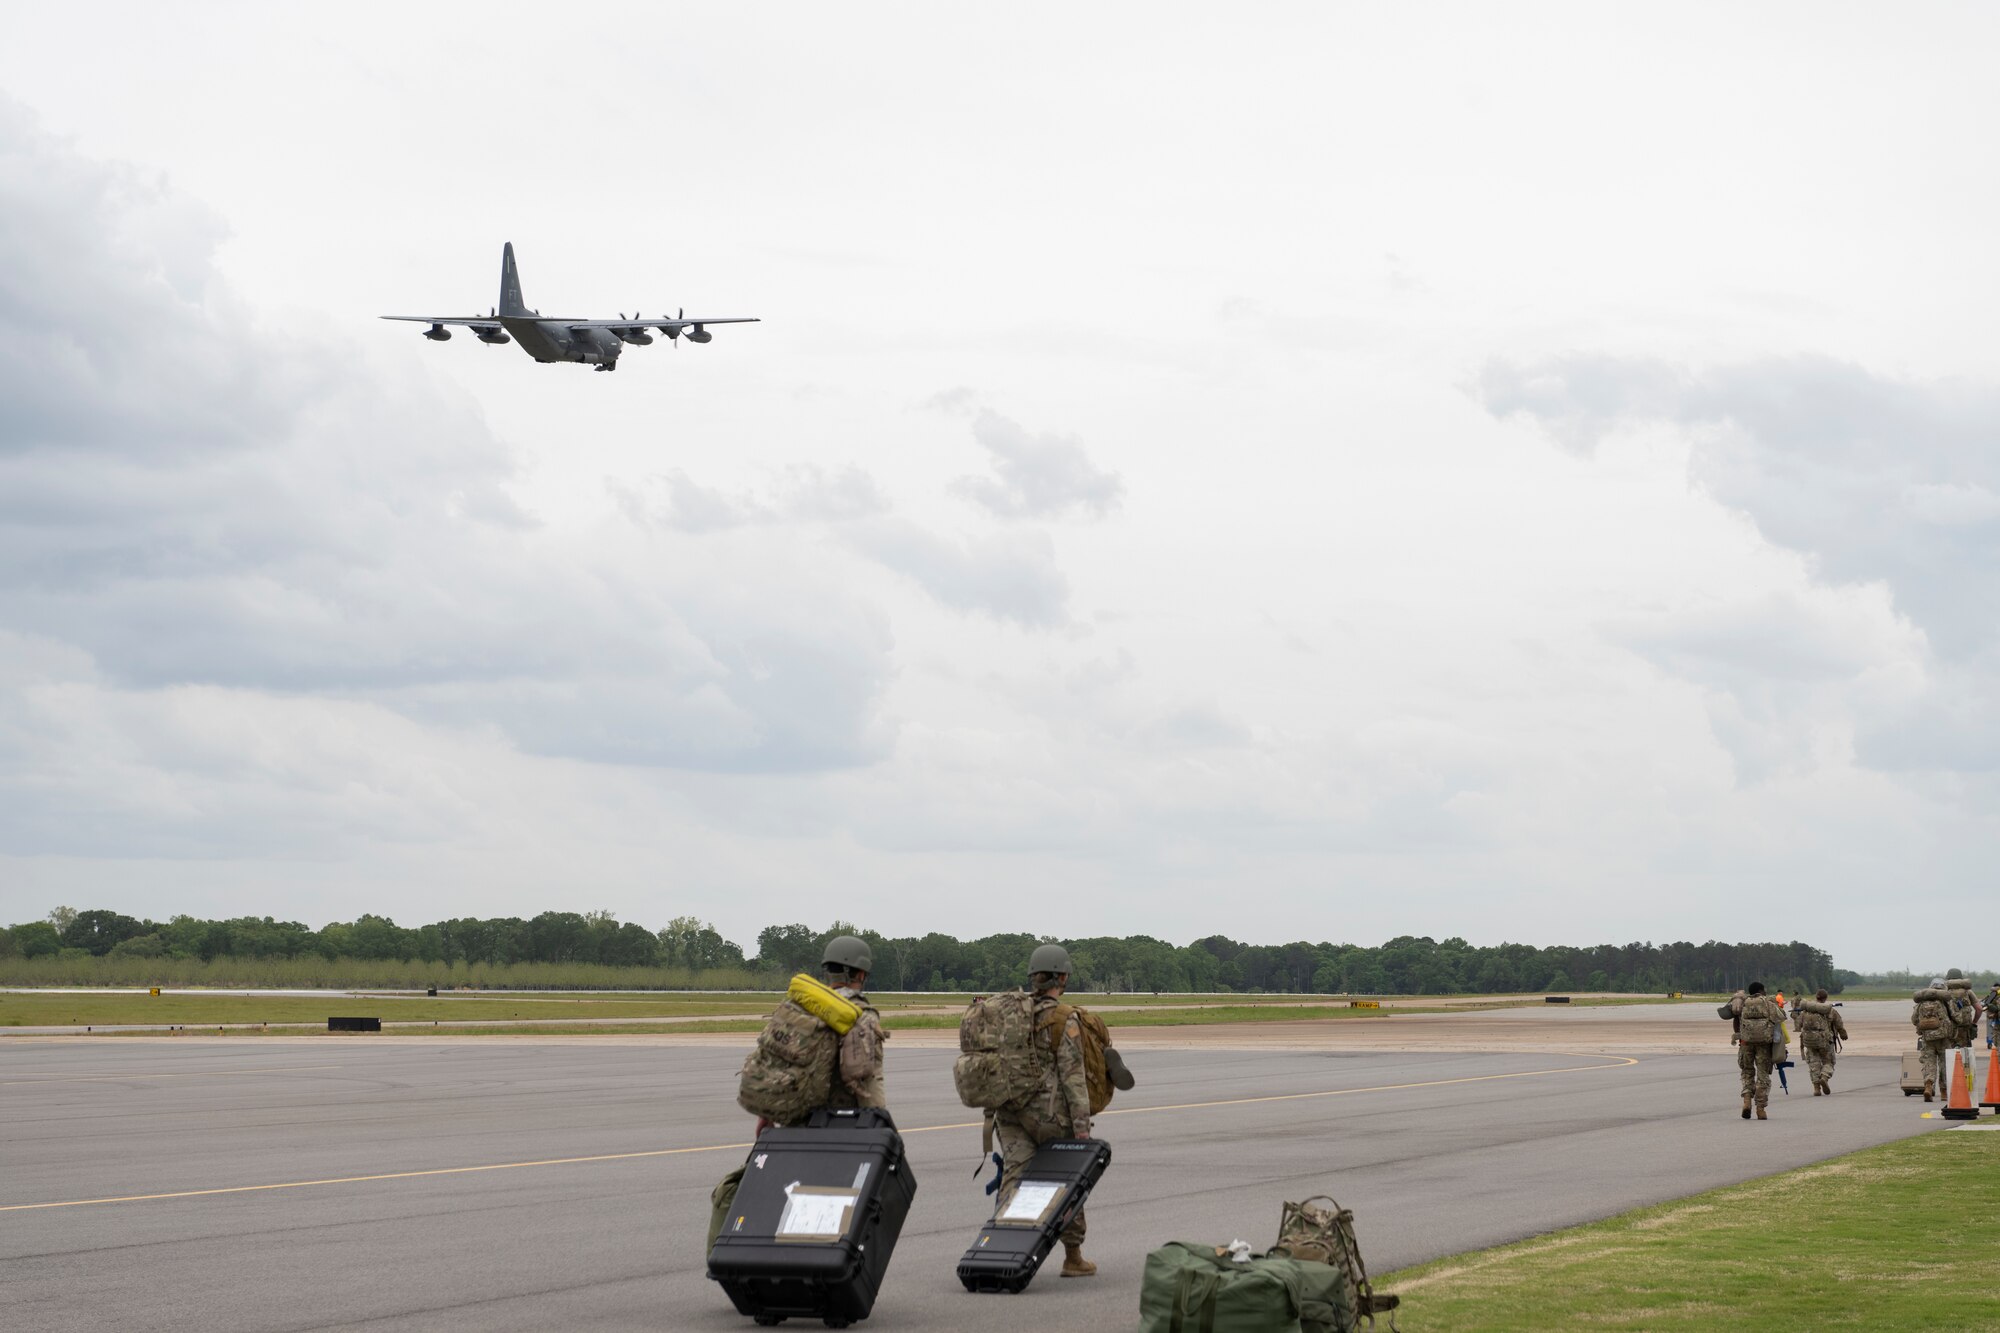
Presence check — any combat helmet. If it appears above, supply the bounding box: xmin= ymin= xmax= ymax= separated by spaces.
xmin=822 ymin=934 xmax=873 ymax=976
xmin=1029 ymin=942 xmax=1072 ymax=980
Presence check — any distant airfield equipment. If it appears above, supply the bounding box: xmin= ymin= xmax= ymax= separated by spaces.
xmin=383 ymin=244 xmax=756 ymax=372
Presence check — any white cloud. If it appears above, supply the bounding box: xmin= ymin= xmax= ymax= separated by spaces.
xmin=1482 ymin=353 xmax=2000 ymax=783
xmin=844 ymin=517 xmax=1070 ymax=628
xmin=950 ymin=408 xmax=1123 ymax=521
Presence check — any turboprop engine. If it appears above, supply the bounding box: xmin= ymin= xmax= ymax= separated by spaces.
xmin=614 ymin=314 xmax=653 ymax=345
xmin=422 ymin=323 xmax=451 ymax=341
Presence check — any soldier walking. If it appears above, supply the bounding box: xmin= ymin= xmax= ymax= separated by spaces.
xmin=1911 ymin=979 xmax=1952 ymax=1103
xmin=817 ymin=935 xmax=888 ymax=1113
xmin=1945 ymin=974 xmax=1980 ymax=1058
xmin=1795 ymin=989 xmax=1848 ymax=1096
xmin=739 ymin=935 xmax=889 ymax=1131
xmin=1731 ymin=981 xmax=1784 ymax=1120
xmin=992 ymin=943 xmax=1098 ymax=1278
xmin=1985 ymin=983 xmax=1999 ymax=1051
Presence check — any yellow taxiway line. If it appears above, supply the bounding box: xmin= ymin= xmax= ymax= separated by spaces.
xmin=0 ymin=1054 xmax=1637 ymax=1213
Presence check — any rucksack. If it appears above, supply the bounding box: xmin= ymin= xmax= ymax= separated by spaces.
xmin=736 ymin=973 xmax=859 ymax=1123
xmin=954 ymin=990 xmax=1045 ymax=1111
xmin=1797 ymin=1003 xmax=1832 ymax=1049
xmin=1269 ymin=1196 xmax=1399 ymax=1329
xmin=1047 ymin=1003 xmax=1117 ymax=1115
xmin=1914 ymin=991 xmax=1949 ymax=1034
xmin=1737 ymin=997 xmax=1777 ymax=1044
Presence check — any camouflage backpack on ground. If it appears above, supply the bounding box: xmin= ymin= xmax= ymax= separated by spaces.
xmin=1269 ymin=1195 xmax=1400 ymax=1330
xmin=954 ymin=989 xmax=1045 ymax=1111
xmin=1796 ymin=999 xmax=1835 ymax=1051
xmin=736 ymin=994 xmax=838 ymax=1123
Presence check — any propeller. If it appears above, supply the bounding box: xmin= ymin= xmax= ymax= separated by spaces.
xmin=666 ymin=307 xmax=684 ymax=345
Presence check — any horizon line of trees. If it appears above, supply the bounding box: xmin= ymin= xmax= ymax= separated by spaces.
xmin=1 ymin=906 xmax=1857 ymax=995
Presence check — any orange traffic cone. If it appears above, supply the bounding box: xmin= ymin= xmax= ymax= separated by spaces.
xmin=1942 ymin=1050 xmax=1979 ymax=1120
xmin=1982 ymin=1049 xmax=2000 ymax=1112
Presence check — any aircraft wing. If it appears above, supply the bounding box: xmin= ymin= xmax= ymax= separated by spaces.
xmin=380 ymin=315 xmax=504 ymax=329
xmin=560 ymin=316 xmax=760 ymax=331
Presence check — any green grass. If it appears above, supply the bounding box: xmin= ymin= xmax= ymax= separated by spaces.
xmin=0 ymin=992 xmax=789 ymax=1027
xmin=181 ymin=1004 xmax=1413 ymax=1037
xmin=1378 ymin=1129 xmax=1999 ymax=1331
xmin=0 ymin=987 xmax=1711 ymax=1032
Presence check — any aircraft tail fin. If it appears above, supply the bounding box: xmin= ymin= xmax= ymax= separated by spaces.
xmin=498 ymin=242 xmax=528 ymax=317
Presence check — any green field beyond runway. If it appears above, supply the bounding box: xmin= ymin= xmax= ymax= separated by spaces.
xmin=1379 ymin=1128 xmax=1999 ymax=1331
xmin=0 ymin=988 xmax=1707 ymax=1031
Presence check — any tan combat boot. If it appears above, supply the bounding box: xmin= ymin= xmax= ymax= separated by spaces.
xmin=1813 ymin=1082 xmax=1822 ymax=1096
xmin=1741 ymin=1094 xmax=1751 ymax=1120
xmin=1820 ymin=1081 xmax=1831 ymax=1096
xmin=1755 ymin=1104 xmax=1767 ymax=1120
xmin=1924 ymin=1082 xmax=1936 ymax=1103
xmin=1060 ymin=1243 xmax=1097 ymax=1278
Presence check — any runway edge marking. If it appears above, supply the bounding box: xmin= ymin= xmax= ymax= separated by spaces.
xmin=0 ymin=1054 xmax=1639 ymax=1213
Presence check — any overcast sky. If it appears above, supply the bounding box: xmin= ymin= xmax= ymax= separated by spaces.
xmin=1 ymin=4 xmax=1994 ymax=970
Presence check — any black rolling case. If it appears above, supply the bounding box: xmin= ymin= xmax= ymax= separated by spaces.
xmin=707 ymin=1107 xmax=917 ymax=1328
xmin=956 ymin=1137 xmax=1112 ymax=1293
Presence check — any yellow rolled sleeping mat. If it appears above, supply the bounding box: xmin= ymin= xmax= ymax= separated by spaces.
xmin=787 ymin=972 xmax=862 ymax=1034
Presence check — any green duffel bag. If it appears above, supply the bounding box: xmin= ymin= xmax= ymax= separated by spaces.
xmin=1140 ymin=1242 xmax=1358 ymax=1333
xmin=706 ymin=1162 xmax=747 ymax=1255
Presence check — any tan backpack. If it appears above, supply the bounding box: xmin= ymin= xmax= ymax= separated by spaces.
xmin=1797 ymin=1000 xmax=1834 ymax=1050
xmin=1737 ymin=996 xmax=1778 ymax=1044
xmin=1047 ymin=1003 xmax=1117 ymax=1115
xmin=1270 ymin=1195 xmax=1400 ymax=1329
xmin=1914 ymin=989 xmax=1949 ymax=1034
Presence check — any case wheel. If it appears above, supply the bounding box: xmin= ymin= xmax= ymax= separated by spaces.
xmin=753 ymin=1318 xmax=785 ymax=1327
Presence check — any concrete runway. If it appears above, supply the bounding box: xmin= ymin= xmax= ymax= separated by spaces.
xmin=0 ymin=1037 xmax=1948 ymax=1331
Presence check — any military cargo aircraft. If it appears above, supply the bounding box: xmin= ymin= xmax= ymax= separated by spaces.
xmin=382 ymin=243 xmax=757 ymax=371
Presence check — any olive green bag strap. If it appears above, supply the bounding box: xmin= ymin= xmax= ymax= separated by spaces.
xmin=1168 ymin=1267 xmax=1221 ymax=1333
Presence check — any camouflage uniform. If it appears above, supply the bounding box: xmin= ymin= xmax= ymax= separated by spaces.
xmin=1985 ymin=989 xmax=1999 ymax=1049
xmin=1911 ymin=988 xmax=1952 ymax=1097
xmin=1735 ymin=994 xmax=1784 ymax=1110
xmin=740 ymin=990 xmax=888 ymax=1128
xmin=828 ymin=994 xmax=887 ymax=1111
xmin=1796 ymin=999 xmax=1847 ymax=1093
xmin=1945 ymin=980 xmax=1979 ymax=1051
xmin=993 ymin=993 xmax=1093 ymax=1245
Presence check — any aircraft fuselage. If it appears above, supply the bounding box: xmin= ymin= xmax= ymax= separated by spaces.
xmin=503 ymin=318 xmax=622 ymax=368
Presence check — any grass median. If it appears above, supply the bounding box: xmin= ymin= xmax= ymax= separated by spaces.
xmin=1 ymin=988 xmax=1713 ymax=1032
xmin=1377 ymin=1127 xmax=1997 ymax=1331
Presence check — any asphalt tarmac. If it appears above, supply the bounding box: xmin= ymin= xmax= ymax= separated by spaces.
xmin=0 ymin=1038 xmax=1948 ymax=1331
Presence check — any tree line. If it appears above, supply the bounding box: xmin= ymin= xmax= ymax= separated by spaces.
xmin=0 ymin=906 xmax=1851 ymax=995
